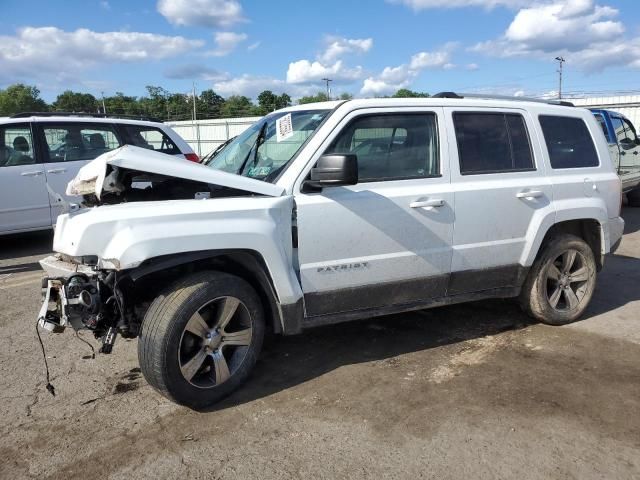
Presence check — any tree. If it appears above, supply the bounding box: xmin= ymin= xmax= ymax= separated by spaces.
xmin=339 ymin=92 xmax=353 ymax=100
xmin=221 ymin=95 xmax=258 ymax=117
xmin=256 ymin=91 xmax=292 ymax=115
xmin=198 ymin=89 xmax=225 ymax=118
xmin=298 ymin=92 xmax=329 ymax=105
xmin=257 ymin=90 xmax=278 ymax=115
xmin=0 ymin=84 xmax=49 ymax=115
xmin=105 ymin=92 xmax=143 ymax=117
xmin=52 ymin=90 xmax=98 ymax=112
xmin=392 ymin=88 xmax=430 ymax=98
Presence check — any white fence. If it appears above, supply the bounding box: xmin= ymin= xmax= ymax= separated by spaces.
xmin=166 ymin=117 xmax=260 ymax=157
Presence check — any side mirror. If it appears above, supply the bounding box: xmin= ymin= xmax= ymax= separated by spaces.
xmin=308 ymin=154 xmax=358 ymax=188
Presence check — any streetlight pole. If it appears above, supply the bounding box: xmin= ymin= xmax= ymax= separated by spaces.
xmin=322 ymin=77 xmax=332 ymax=100
xmin=101 ymin=91 xmax=107 ymax=114
xmin=555 ymin=56 xmax=565 ymax=100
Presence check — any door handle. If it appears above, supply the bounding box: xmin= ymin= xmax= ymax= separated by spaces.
xmin=20 ymin=171 xmax=44 ymax=177
xmin=516 ymin=190 xmax=544 ymax=199
xmin=410 ymin=199 xmax=444 ymax=209
xmin=620 ymin=151 xmax=626 ymax=156
xmin=47 ymin=168 xmax=67 ymax=174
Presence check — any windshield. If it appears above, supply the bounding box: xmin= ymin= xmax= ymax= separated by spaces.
xmin=205 ymin=109 xmax=331 ymax=182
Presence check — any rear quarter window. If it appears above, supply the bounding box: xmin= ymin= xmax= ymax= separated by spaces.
xmin=120 ymin=125 xmax=180 ymax=155
xmin=539 ymin=115 xmax=599 ymax=169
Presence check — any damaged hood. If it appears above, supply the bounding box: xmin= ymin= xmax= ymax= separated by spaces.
xmin=66 ymin=145 xmax=285 ymax=199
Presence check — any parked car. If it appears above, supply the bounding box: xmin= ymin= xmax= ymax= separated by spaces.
xmin=0 ymin=113 xmax=198 ymax=235
xmin=38 ymin=95 xmax=624 ymax=408
xmin=590 ymin=108 xmax=640 ymax=204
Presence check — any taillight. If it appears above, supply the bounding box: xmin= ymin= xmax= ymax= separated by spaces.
xmin=184 ymin=153 xmax=200 ymax=162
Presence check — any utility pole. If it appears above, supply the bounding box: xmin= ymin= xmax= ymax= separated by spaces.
xmin=555 ymin=56 xmax=565 ymax=99
xmin=322 ymin=77 xmax=332 ymax=100
xmin=101 ymin=91 xmax=107 ymax=114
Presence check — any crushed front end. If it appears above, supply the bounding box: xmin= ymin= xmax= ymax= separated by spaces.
xmin=38 ymin=255 xmax=137 ymax=353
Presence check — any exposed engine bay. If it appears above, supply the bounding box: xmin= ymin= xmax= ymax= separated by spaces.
xmin=80 ymin=165 xmax=251 ymax=206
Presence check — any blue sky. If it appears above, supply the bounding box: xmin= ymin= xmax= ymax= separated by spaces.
xmin=1 ymin=0 xmax=639 ymax=101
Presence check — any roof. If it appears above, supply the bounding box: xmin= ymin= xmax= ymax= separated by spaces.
xmin=0 ymin=115 xmax=164 ymax=126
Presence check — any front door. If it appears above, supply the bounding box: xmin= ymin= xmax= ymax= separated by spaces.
xmin=295 ymin=109 xmax=454 ymax=317
xmin=0 ymin=123 xmax=51 ymax=233
xmin=611 ymin=115 xmax=640 ymax=187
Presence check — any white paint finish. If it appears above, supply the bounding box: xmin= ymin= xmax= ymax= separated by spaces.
xmin=295 ymin=106 xmax=453 ymax=297
xmin=67 ymin=144 xmax=285 ymax=199
xmin=0 ymin=163 xmax=51 ymax=233
xmin=53 ymin=196 xmax=300 ymax=303
xmin=443 ymin=107 xmax=555 ymax=271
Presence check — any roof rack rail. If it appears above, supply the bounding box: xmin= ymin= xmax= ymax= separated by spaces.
xmin=431 ymin=92 xmax=574 ymax=107
xmin=10 ymin=112 xmax=164 ymax=123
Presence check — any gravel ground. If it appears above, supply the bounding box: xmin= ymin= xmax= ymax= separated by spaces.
xmin=0 ymin=208 xmax=639 ymax=480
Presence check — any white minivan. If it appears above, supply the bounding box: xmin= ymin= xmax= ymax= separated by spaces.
xmin=0 ymin=113 xmax=197 ymax=235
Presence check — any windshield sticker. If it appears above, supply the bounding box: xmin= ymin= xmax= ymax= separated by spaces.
xmin=276 ymin=113 xmax=294 ymax=142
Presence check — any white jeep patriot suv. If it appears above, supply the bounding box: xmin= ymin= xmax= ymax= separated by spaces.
xmin=38 ymin=94 xmax=625 ymax=408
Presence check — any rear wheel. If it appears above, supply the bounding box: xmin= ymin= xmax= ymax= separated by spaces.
xmin=138 ymin=271 xmax=264 ymax=409
xmin=520 ymin=234 xmax=597 ymax=325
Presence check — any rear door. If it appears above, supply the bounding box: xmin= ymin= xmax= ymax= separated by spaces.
xmin=36 ymin=122 xmax=123 ymax=218
xmin=0 ymin=123 xmax=51 ymax=233
xmin=444 ymin=108 xmax=553 ymax=294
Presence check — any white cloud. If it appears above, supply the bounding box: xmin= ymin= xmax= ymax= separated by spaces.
xmin=100 ymin=1 xmax=111 ymax=10
xmin=319 ymin=36 xmax=373 ymax=63
xmin=471 ymin=0 xmax=640 ymax=72
xmin=466 ymin=63 xmax=479 ymax=70
xmin=361 ymin=44 xmax=456 ymax=96
xmin=388 ymin=0 xmax=533 ymax=10
xmin=0 ymin=27 xmax=203 ymax=84
xmin=213 ymin=74 xmax=314 ymax=99
xmin=247 ymin=41 xmax=261 ymax=51
xmin=207 ymin=31 xmax=247 ymax=57
xmin=157 ymin=0 xmax=245 ymax=28
xmin=286 ymin=59 xmax=363 ymax=84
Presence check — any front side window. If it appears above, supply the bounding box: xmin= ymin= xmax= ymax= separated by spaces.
xmin=121 ymin=125 xmax=180 ymax=155
xmin=539 ymin=115 xmax=599 ymax=169
xmin=206 ymin=109 xmax=331 ymax=182
xmin=0 ymin=124 xmax=36 ymax=167
xmin=454 ymin=112 xmax=534 ymax=175
xmin=42 ymin=123 xmax=122 ymax=162
xmin=324 ymin=113 xmax=439 ymax=182
xmin=621 ymin=119 xmax=639 ymax=150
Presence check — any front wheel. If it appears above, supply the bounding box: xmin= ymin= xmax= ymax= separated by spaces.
xmin=520 ymin=234 xmax=597 ymax=325
xmin=138 ymin=271 xmax=265 ymax=409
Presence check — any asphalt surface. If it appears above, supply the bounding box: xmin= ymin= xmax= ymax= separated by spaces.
xmin=0 ymin=208 xmax=639 ymax=479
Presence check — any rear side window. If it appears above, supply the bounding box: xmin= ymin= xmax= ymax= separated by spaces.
xmin=41 ymin=123 xmax=121 ymax=163
xmin=453 ymin=113 xmax=534 ymax=175
xmin=120 ymin=125 xmax=180 ymax=155
xmin=539 ymin=115 xmax=599 ymax=169
xmin=593 ymin=113 xmax=611 ymax=142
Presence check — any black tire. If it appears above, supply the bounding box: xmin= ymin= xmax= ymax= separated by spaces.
xmin=520 ymin=234 xmax=597 ymax=325
xmin=627 ymin=188 xmax=640 ymax=207
xmin=138 ymin=271 xmax=265 ymax=409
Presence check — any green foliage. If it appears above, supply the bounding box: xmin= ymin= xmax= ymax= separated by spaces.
xmin=339 ymin=92 xmax=353 ymax=100
xmin=52 ymin=90 xmax=98 ymax=112
xmin=257 ymin=90 xmax=292 ymax=115
xmin=392 ymin=88 xmax=430 ymax=98
xmin=298 ymin=92 xmax=330 ymax=105
xmin=0 ymin=84 xmax=49 ymax=115
xmin=0 ymin=83 xmax=354 ymax=119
